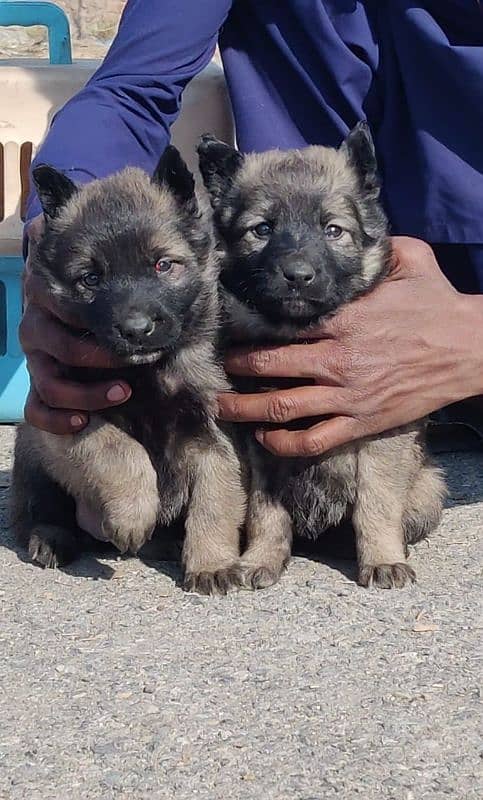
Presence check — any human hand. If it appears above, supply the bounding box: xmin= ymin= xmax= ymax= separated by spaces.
xmin=219 ymin=237 xmax=481 ymax=456
xmin=20 ymin=215 xmax=132 ymax=434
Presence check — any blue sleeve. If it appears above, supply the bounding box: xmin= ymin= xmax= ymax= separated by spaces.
xmin=26 ymin=0 xmax=232 ymax=222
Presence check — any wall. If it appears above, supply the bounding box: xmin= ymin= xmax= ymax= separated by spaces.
xmin=0 ymin=1 xmax=126 ymax=59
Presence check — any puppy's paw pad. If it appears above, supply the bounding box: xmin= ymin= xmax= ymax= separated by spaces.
xmin=242 ymin=565 xmax=282 ymax=590
xmin=359 ymin=562 xmax=416 ymax=589
xmin=28 ymin=526 xmax=80 ymax=569
xmin=183 ymin=565 xmax=243 ymax=596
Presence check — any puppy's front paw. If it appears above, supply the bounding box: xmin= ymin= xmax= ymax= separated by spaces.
xmin=241 ymin=563 xmax=284 ymax=590
xmin=29 ymin=525 xmax=82 ymax=569
xmin=183 ymin=565 xmax=243 ymax=596
xmin=101 ymin=499 xmax=158 ymax=554
xmin=102 ymin=520 xmax=152 ymax=555
xmin=358 ymin=562 xmax=416 ymax=589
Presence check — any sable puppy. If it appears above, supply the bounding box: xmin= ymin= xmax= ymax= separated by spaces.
xmin=198 ymin=125 xmax=446 ymax=590
xmin=11 ymin=148 xmax=246 ymax=594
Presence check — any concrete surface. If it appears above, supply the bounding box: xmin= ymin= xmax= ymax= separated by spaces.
xmin=0 ymin=424 xmax=481 ymax=800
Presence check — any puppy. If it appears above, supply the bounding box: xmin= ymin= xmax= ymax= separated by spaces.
xmin=198 ymin=125 xmax=446 ymax=589
xmin=11 ymin=147 xmax=246 ymax=594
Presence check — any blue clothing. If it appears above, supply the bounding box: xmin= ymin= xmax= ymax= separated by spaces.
xmin=27 ymin=1 xmax=483 ymax=289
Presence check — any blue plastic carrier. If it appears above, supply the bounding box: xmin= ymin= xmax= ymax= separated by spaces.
xmin=0 ymin=2 xmax=72 ymax=422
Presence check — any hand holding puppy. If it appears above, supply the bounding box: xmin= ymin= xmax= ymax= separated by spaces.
xmin=219 ymin=236 xmax=483 ymax=456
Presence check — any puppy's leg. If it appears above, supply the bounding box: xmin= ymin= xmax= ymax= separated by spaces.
xmin=10 ymin=426 xmax=91 ymax=568
xmin=354 ymin=437 xmax=416 ymax=589
xmin=39 ymin=417 xmax=160 ymax=554
xmin=403 ymin=463 xmax=446 ymax=546
xmin=183 ymin=432 xmax=246 ymax=595
xmin=241 ymin=479 xmax=293 ymax=590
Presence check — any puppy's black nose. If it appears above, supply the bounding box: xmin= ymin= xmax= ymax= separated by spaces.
xmin=121 ymin=313 xmax=155 ymax=341
xmin=282 ymin=262 xmax=315 ymax=286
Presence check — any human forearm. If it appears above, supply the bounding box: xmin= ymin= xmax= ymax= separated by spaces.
xmin=26 ymin=0 xmax=232 ymax=222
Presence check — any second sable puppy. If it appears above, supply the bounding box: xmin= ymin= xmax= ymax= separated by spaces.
xmin=11 ymin=148 xmax=245 ymax=594
xmin=198 ymin=125 xmax=446 ymax=590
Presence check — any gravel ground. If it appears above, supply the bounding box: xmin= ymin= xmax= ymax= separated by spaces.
xmin=0 ymin=425 xmax=481 ymax=800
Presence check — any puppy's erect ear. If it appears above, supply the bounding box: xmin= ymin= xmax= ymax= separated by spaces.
xmin=197 ymin=134 xmax=244 ymax=208
xmin=32 ymin=165 xmax=78 ymax=219
xmin=340 ymin=121 xmax=379 ymax=197
xmin=152 ymin=145 xmax=198 ymax=216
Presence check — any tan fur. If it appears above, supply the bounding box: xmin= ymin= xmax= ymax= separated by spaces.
xmin=237 ymin=147 xmax=356 ymax=199
xmin=403 ymin=461 xmax=447 ymax=545
xmin=183 ymin=428 xmax=246 ymax=592
xmin=36 ymin=419 xmax=160 ymax=553
xmin=354 ymin=430 xmax=417 ymax=587
xmin=242 ymin=492 xmax=293 ymax=590
xmin=52 ymin=168 xmax=195 ymax=263
xmin=354 ymin=428 xmax=446 ymax=586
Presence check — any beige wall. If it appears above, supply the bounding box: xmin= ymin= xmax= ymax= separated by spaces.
xmin=0 ymin=1 xmax=126 ymax=59
xmin=56 ymin=1 xmax=126 ymax=42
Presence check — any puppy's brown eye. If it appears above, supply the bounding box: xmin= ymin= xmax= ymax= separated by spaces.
xmin=324 ymin=224 xmax=343 ymax=240
xmin=155 ymin=258 xmax=173 ymax=274
xmin=82 ymin=273 xmax=101 ymax=288
xmin=252 ymin=222 xmax=273 ymax=238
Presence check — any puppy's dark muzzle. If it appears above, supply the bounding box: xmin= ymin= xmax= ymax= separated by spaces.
xmin=280 ymin=261 xmax=315 ymax=288
xmin=101 ymin=309 xmax=183 ymax=362
xmin=116 ymin=312 xmax=155 ymax=345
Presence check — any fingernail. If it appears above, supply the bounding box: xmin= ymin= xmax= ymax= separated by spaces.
xmin=255 ymin=429 xmax=265 ymax=444
xmin=70 ymin=415 xmax=85 ymax=428
xmin=106 ymin=384 xmax=127 ymax=403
